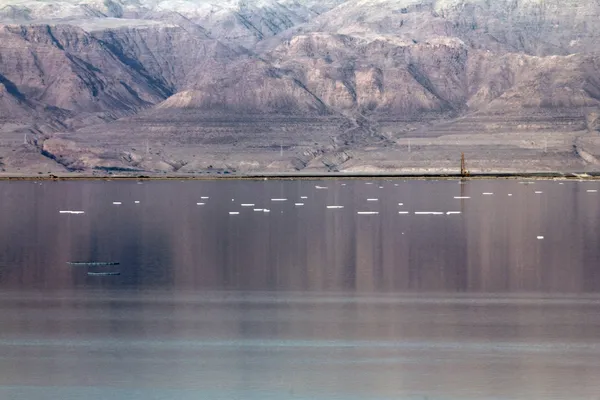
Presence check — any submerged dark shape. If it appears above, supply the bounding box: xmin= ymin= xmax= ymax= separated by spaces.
xmin=87 ymin=271 xmax=121 ymax=276
xmin=67 ymin=261 xmax=120 ymax=266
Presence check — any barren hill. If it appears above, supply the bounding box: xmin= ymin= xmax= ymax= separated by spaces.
xmin=1 ymin=0 xmax=600 ymax=174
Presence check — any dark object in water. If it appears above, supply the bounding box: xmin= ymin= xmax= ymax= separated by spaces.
xmin=87 ymin=272 xmax=121 ymax=276
xmin=67 ymin=262 xmax=120 ymax=266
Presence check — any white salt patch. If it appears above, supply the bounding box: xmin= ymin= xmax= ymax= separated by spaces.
xmin=394 ymin=184 xmax=399 ymax=186
xmin=263 ymin=209 xmax=270 ymax=213
xmin=446 ymin=211 xmax=461 ymax=215
xmin=196 ymin=203 xmax=205 ymax=206
xmin=113 ymin=202 xmax=122 ymax=205
xmin=415 ymin=212 xmax=444 ymax=215
xmin=482 ymin=193 xmax=494 ymax=196
xmin=59 ymin=211 xmax=85 ymax=214
xmin=241 ymin=204 xmax=255 ymax=207
xmin=535 ymin=191 xmax=543 ymax=194
xmin=271 ymin=198 xmax=287 ymax=202
xmin=379 ymin=186 xmax=384 ymax=189
xmin=229 ymin=212 xmax=240 ymax=215
xmin=295 ymin=203 xmax=304 ymax=206
xmin=559 ymin=183 xmax=565 ymax=185
xmin=357 ymin=211 xmax=379 ymax=215
xmin=454 ymin=196 xmax=470 ymax=199
xmin=365 ymin=183 xmax=374 ymax=185
xmin=315 ymin=186 xmax=328 ymax=189
xmin=201 ymin=196 xmax=209 ymax=199
xmin=253 ymin=208 xmax=263 ymax=211
xmin=327 ymin=206 xmax=344 ymax=209
xmin=587 ymin=190 xmax=598 ymax=193
xmin=398 ymin=211 xmax=409 ymax=215
xmin=367 ymin=199 xmax=378 ymax=202
xmin=134 ymin=201 xmax=140 ymax=204
xmin=537 ymin=236 xmax=544 ymax=240
xmin=508 ymin=194 xmax=513 ymax=196
xmin=398 ymin=203 xmax=404 ymax=206
xmin=300 ymin=196 xmax=308 ymax=199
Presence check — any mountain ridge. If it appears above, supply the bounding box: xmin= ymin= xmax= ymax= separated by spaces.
xmin=1 ymin=0 xmax=600 ymax=174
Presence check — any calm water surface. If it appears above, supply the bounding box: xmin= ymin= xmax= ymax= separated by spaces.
xmin=1 ymin=179 xmax=600 ymax=399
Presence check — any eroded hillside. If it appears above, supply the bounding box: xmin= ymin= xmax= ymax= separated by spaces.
xmin=1 ymin=0 xmax=600 ymax=174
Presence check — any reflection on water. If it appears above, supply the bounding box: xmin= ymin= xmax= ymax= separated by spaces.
xmin=1 ymin=179 xmax=600 ymax=399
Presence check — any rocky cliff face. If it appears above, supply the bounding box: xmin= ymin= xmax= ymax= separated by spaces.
xmin=1 ymin=0 xmax=600 ymax=174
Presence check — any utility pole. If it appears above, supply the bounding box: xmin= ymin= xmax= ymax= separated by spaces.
xmin=460 ymin=152 xmax=469 ymax=177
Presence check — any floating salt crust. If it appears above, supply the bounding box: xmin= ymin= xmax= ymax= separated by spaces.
xmin=295 ymin=203 xmax=304 ymax=206
xmin=229 ymin=212 xmax=240 ymax=215
xmin=315 ymin=186 xmax=328 ymax=189
xmin=454 ymin=196 xmax=470 ymax=199
xmin=241 ymin=204 xmax=255 ymax=207
xmin=415 ymin=212 xmax=444 ymax=215
xmin=59 ymin=211 xmax=84 ymax=214
xmin=271 ymin=198 xmax=287 ymax=201
xmin=113 ymin=202 xmax=122 ymax=205
xmin=196 ymin=203 xmax=205 ymax=205
xmin=357 ymin=211 xmax=379 ymax=215
xmin=327 ymin=206 xmax=344 ymax=209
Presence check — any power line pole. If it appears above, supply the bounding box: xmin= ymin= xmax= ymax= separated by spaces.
xmin=461 ymin=153 xmax=469 ymax=177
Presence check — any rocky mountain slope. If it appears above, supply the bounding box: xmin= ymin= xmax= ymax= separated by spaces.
xmin=1 ymin=0 xmax=600 ymax=174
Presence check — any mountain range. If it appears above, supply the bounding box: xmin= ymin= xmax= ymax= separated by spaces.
xmin=1 ymin=0 xmax=600 ymax=175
